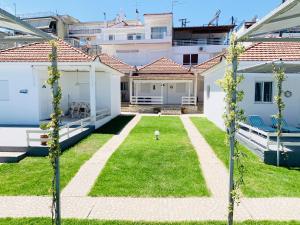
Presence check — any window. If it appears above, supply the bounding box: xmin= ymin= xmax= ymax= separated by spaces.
xmin=127 ymin=34 xmax=134 ymax=40
xmin=0 ymin=80 xmax=9 ymax=101
xmin=191 ymin=54 xmax=198 ymax=65
xmin=151 ymin=27 xmax=167 ymax=39
xmin=121 ymin=82 xmax=128 ymax=91
xmin=255 ymin=81 xmax=273 ymax=103
xmin=183 ymin=54 xmax=198 ymax=65
xmin=108 ymin=34 xmax=115 ymax=41
xmin=136 ymin=33 xmax=142 ymax=40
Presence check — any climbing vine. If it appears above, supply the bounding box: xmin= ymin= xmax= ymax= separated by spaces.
xmin=47 ymin=40 xmax=62 ymax=225
xmin=273 ymin=63 xmax=286 ymax=166
xmin=217 ymin=34 xmax=246 ymax=225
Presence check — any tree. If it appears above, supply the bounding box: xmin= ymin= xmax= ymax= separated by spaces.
xmin=273 ymin=63 xmax=286 ymax=167
xmin=47 ymin=40 xmax=62 ymax=225
xmin=217 ymin=34 xmax=246 ymax=225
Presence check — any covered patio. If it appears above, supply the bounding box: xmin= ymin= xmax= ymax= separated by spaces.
xmin=129 ymin=57 xmax=197 ymax=106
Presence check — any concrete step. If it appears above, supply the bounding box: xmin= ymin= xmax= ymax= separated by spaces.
xmin=0 ymin=152 xmax=27 ymax=163
xmin=0 ymin=146 xmax=28 ymax=152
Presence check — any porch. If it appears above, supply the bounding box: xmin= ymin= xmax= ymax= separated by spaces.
xmin=129 ymin=79 xmax=197 ymax=106
xmin=237 ymin=122 xmax=300 ymax=167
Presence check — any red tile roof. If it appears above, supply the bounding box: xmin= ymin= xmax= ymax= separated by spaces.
xmin=133 ymin=57 xmax=194 ymax=79
xmin=239 ymin=42 xmax=300 ymax=61
xmin=0 ymin=40 xmax=93 ymax=62
xmin=195 ymin=42 xmax=300 ymax=74
xmin=97 ymin=53 xmax=134 ymax=74
xmin=193 ymin=53 xmax=225 ymax=73
xmin=138 ymin=57 xmax=192 ymax=74
xmin=0 ymin=40 xmax=133 ymax=74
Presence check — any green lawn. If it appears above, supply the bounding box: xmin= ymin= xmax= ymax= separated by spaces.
xmin=0 ymin=115 xmax=134 ymax=196
xmin=191 ymin=117 xmax=300 ymax=197
xmin=90 ymin=116 xmax=209 ymax=197
xmin=1 ymin=218 xmax=299 ymax=225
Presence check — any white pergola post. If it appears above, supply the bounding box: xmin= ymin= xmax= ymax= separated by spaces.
xmin=129 ymin=77 xmax=133 ymax=104
xmin=89 ymin=64 xmax=96 ymax=124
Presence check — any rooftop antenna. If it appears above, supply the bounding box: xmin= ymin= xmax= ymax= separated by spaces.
xmin=208 ymin=9 xmax=221 ymax=26
xmin=179 ymin=18 xmax=190 ymax=27
xmin=172 ymin=0 xmax=179 ymax=13
xmin=135 ymin=0 xmax=140 ymax=24
xmin=13 ymin=2 xmax=16 ymax=16
xmin=103 ymin=12 xmax=107 ymax=27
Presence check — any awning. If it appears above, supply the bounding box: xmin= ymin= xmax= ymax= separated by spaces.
xmin=237 ymin=0 xmax=300 ymax=42
xmin=0 ymin=8 xmax=53 ymax=42
xmin=238 ymin=61 xmax=300 ymax=73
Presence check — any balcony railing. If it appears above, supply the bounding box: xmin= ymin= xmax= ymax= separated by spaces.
xmin=173 ymin=38 xmax=227 ymax=46
xmin=69 ymin=29 xmax=102 ymax=35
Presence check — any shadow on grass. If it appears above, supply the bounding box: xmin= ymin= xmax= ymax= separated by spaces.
xmin=94 ymin=114 xmax=135 ymax=135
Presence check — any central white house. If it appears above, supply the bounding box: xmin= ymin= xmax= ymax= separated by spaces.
xmin=129 ymin=57 xmax=197 ymax=106
xmin=0 ymin=40 xmax=130 ymax=128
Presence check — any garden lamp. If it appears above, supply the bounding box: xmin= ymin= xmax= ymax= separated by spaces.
xmin=154 ymin=130 xmax=160 ymax=140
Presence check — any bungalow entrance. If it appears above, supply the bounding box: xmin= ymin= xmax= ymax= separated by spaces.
xmin=129 ymin=57 xmax=197 ymax=106
xmin=130 ymin=79 xmax=196 ymax=105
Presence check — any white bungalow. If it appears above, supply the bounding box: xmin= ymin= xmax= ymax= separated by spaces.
xmin=129 ymin=57 xmax=197 ymax=106
xmin=196 ymin=42 xmax=300 ymax=130
xmin=0 ymin=40 xmax=126 ymax=128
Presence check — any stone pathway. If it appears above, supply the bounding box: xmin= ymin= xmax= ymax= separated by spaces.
xmin=61 ymin=114 xmax=141 ymax=197
xmin=0 ymin=196 xmax=300 ymax=221
xmin=181 ymin=115 xmax=228 ymax=198
xmin=1 ymin=114 xmax=300 ymax=222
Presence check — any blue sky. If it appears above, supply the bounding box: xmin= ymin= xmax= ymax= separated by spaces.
xmin=1 ymin=0 xmax=282 ymax=27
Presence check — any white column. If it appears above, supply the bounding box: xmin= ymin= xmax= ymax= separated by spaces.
xmin=188 ymin=81 xmax=191 ymax=105
xmin=194 ymin=76 xmax=198 ymax=106
xmin=89 ymin=64 xmax=96 ymax=123
xmin=129 ymin=78 xmax=133 ymax=104
xmin=136 ymin=82 xmax=139 ymax=104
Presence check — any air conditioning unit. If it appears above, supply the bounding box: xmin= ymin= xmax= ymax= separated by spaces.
xmin=199 ymin=47 xmax=204 ymax=51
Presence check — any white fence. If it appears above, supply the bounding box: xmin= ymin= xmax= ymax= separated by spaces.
xmin=26 ymin=109 xmax=110 ymax=146
xmin=238 ymin=122 xmax=300 ymax=151
xmin=182 ymin=96 xmax=196 ymax=105
xmin=131 ymin=96 xmax=163 ymax=105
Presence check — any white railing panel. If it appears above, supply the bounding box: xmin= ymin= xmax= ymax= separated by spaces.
xmin=181 ymin=96 xmax=196 ymax=105
xmin=26 ymin=108 xmax=111 ymax=146
xmin=131 ymin=96 xmax=163 ymax=105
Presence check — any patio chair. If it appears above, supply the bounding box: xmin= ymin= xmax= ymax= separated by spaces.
xmin=271 ymin=116 xmax=300 ymax=133
xmin=70 ymin=102 xmax=80 ymax=118
xmin=248 ymin=115 xmax=276 ymax=132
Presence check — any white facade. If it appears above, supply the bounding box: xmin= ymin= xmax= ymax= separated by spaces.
xmin=130 ymin=79 xmax=196 ymax=105
xmin=0 ymin=61 xmax=122 ymax=126
xmin=203 ymin=61 xmax=300 ymax=130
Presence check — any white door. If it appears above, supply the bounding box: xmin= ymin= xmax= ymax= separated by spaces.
xmin=39 ymin=79 xmax=52 ymax=120
xmin=164 ymin=83 xmax=185 ymax=105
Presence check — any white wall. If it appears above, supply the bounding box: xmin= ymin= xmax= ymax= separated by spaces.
xmin=203 ymin=62 xmax=226 ymax=130
xmin=110 ymin=74 xmax=121 ymax=117
xmin=96 ymin=72 xmax=111 ymax=111
xmin=204 ymin=61 xmax=300 ymax=130
xmin=172 ymin=45 xmax=227 ymax=65
xmin=240 ymin=72 xmax=300 ymax=126
xmin=0 ymin=63 xmax=40 ymax=125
